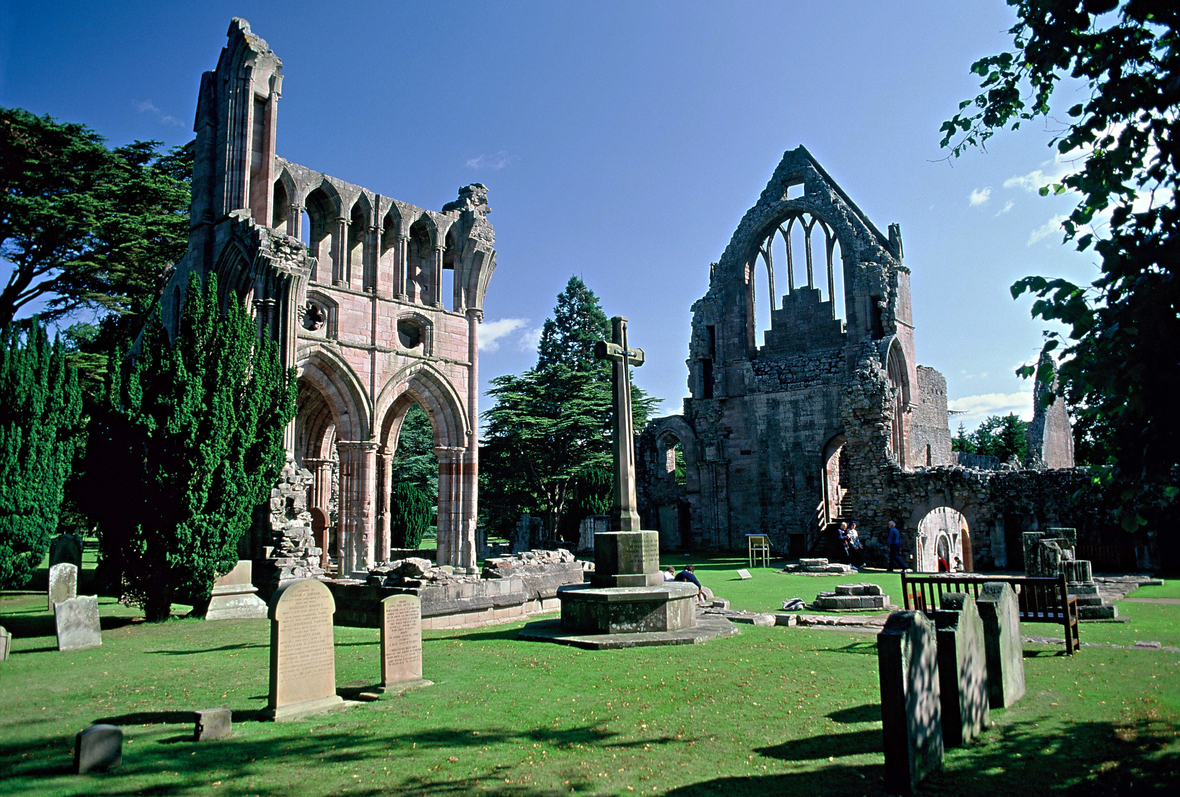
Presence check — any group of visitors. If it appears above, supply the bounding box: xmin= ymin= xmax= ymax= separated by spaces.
xmin=663 ymin=565 xmax=707 ymax=604
xmin=835 ymin=519 xmax=908 ymax=572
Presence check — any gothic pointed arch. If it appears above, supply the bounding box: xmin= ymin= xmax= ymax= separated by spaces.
xmin=296 ymin=344 xmax=371 ymax=442
xmin=374 ymin=361 xmax=470 ymax=451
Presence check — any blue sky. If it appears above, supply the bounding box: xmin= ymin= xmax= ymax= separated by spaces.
xmin=0 ymin=0 xmax=1098 ymax=432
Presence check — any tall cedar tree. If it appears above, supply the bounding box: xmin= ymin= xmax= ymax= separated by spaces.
xmin=79 ymin=274 xmax=295 ymax=620
xmin=0 ymin=320 xmax=83 ymax=588
xmin=0 ymin=108 xmax=191 ymax=367
xmin=482 ymin=276 xmax=658 ymax=540
xmin=941 ymin=1 xmax=1180 ymax=563
xmin=950 ymin=414 xmax=1029 ymax=463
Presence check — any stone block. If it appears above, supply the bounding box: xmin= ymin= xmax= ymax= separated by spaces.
xmin=55 ymin=596 xmax=101 ymax=652
xmin=205 ymin=560 xmax=268 ymax=620
xmin=878 ymin=611 xmax=942 ymax=794
xmin=835 ymin=584 xmax=864 ymax=596
xmin=799 ymin=558 xmax=828 ymax=568
xmin=975 ymin=582 xmax=1025 ymax=709
xmin=75 ymin=724 xmax=122 ymax=773
xmin=194 ymin=708 xmax=232 ymax=740
xmin=591 ymin=531 xmax=661 ymax=587
xmin=863 ymin=583 xmax=883 ymax=596
xmin=933 ymin=594 xmax=990 ymax=747
xmin=48 ymin=562 xmax=78 ymax=610
xmin=1063 ymin=559 xmax=1092 ymax=584
xmin=751 ymin=613 xmax=776 ymax=627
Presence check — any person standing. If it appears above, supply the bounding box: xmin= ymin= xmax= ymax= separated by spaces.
xmin=836 ymin=522 xmax=851 ymax=561
xmin=886 ymin=521 xmax=906 ymax=572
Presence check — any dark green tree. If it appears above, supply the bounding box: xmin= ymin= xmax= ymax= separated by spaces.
xmin=0 ymin=320 xmax=83 ymax=588
xmin=389 ymin=481 xmax=432 ymax=550
xmin=952 ymin=422 xmax=976 ymax=455
xmin=941 ymin=1 xmax=1180 ymax=553
xmin=481 ymin=276 xmax=659 ymax=541
xmin=0 ymin=108 xmax=191 ymax=351
xmin=971 ymin=414 xmax=1029 ymax=463
xmin=78 ymin=274 xmax=295 ymax=620
xmin=389 ymin=404 xmax=438 ymax=501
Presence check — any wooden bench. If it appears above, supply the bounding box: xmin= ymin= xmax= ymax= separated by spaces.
xmin=901 ymin=572 xmax=1080 ymax=654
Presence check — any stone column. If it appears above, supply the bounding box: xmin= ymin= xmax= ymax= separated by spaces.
xmin=332 ymin=217 xmax=347 ymax=286
xmin=431 ymin=245 xmax=445 ymax=307
xmin=335 ymin=445 xmax=356 ymax=574
xmin=289 ymin=203 xmax=303 ymax=240
xmin=394 ymin=234 xmax=407 ymax=299
xmin=463 ymin=308 xmax=483 ymax=571
xmin=434 ymin=447 xmax=456 ymax=566
xmin=378 ymin=448 xmax=393 ymax=561
xmin=352 ymin=442 xmax=379 ymax=574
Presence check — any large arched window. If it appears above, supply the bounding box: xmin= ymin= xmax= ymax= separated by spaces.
xmin=887 ymin=343 xmax=909 ymax=467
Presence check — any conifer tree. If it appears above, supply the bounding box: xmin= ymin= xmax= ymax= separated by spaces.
xmin=0 ymin=320 xmax=83 ymax=588
xmin=80 ymin=273 xmax=295 ymax=620
xmin=388 ymin=481 xmax=432 ymax=550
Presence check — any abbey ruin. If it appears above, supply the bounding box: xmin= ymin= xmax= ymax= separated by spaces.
xmin=638 ymin=147 xmax=1094 ymax=571
xmin=161 ymin=20 xmax=495 ymax=578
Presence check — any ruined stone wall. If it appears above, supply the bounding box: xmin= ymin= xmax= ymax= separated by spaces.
xmin=910 ymin=365 xmax=953 ymax=467
xmin=1025 ymin=356 xmax=1075 ymax=470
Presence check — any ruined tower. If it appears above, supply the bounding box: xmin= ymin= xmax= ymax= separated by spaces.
xmin=164 ymin=20 xmax=496 ymax=575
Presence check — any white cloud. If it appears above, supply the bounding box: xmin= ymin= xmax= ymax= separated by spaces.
xmin=478 ymin=317 xmax=542 ymax=353
xmin=948 ymin=390 xmax=1034 ymax=431
xmin=135 ymin=99 xmax=182 ymax=127
xmin=995 ymin=200 xmax=1014 ymax=216
xmin=466 ymin=150 xmax=511 ymax=170
xmin=968 ymin=187 xmax=991 ymax=206
xmin=1027 ymin=214 xmax=1068 ymax=246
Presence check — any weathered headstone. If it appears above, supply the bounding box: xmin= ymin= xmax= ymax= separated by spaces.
xmin=49 ymin=532 xmax=83 ymax=569
xmin=204 ymin=560 xmax=268 ymax=620
xmin=194 ymin=708 xmax=232 ymax=741
xmin=736 ymin=569 xmax=752 ymax=580
xmin=48 ymin=562 xmax=78 ymax=610
xmin=975 ymin=582 xmax=1026 ymax=708
xmin=0 ymin=625 xmax=11 ymax=662
xmin=380 ymin=594 xmax=432 ymax=692
xmin=266 ymin=578 xmax=343 ymax=721
xmin=933 ymin=593 xmax=990 ymax=747
xmin=74 ymin=724 xmax=122 ymax=773
xmin=878 ymin=611 xmax=942 ymax=795
xmin=55 ymin=595 xmax=101 ymax=652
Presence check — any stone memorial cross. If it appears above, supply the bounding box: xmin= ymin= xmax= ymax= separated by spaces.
xmin=594 ymin=315 xmax=645 ymax=532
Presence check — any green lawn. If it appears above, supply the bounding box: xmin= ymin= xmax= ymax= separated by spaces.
xmin=2 ymin=559 xmax=1177 ymax=796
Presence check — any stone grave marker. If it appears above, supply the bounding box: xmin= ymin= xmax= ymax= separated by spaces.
xmin=48 ymin=562 xmax=78 ymax=610
xmin=55 ymin=595 xmax=101 ymax=652
xmin=204 ymin=560 xmax=268 ymax=620
xmin=75 ymin=724 xmax=122 ymax=773
xmin=194 ymin=708 xmax=232 ymax=741
xmin=878 ymin=610 xmax=942 ymax=794
xmin=0 ymin=625 xmax=11 ymax=661
xmin=933 ymin=593 xmax=990 ymax=747
xmin=736 ymin=569 xmax=752 ymax=580
xmin=380 ymin=594 xmax=432 ymax=692
xmin=49 ymin=532 xmax=83 ymax=569
xmin=266 ymin=578 xmax=343 ymax=721
xmin=975 ymin=582 xmax=1026 ymax=708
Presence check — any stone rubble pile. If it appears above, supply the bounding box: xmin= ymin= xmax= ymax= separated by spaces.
xmin=811 ymin=582 xmax=890 ymax=610
xmin=263 ymin=460 xmax=324 ymax=587
xmin=482 ymin=549 xmax=587 ymax=601
xmin=780 ymin=557 xmax=858 ymax=576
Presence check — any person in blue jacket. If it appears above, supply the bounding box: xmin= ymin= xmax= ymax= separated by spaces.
xmin=675 ymin=565 xmax=705 ymax=603
xmin=886 ymin=521 xmax=906 ymax=572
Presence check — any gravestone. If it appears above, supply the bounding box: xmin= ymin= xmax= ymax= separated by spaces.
xmin=380 ymin=594 xmax=432 ymax=692
xmin=975 ymin=582 xmax=1026 ymax=708
xmin=736 ymin=569 xmax=752 ymax=580
xmin=49 ymin=532 xmax=83 ymax=569
xmin=577 ymin=515 xmax=609 ymax=554
xmin=194 ymin=708 xmax=232 ymax=741
xmin=0 ymin=625 xmax=10 ymax=661
xmin=878 ymin=611 xmax=942 ymax=794
xmin=48 ymin=562 xmax=78 ymax=610
xmin=55 ymin=595 xmax=101 ymax=652
xmin=933 ymin=593 xmax=990 ymax=747
xmin=74 ymin=724 xmax=122 ymax=773
xmin=204 ymin=560 xmax=268 ymax=620
xmin=266 ymin=578 xmax=343 ymax=721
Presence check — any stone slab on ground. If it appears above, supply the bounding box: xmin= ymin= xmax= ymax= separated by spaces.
xmin=48 ymin=563 xmax=77 ymax=610
xmin=878 ymin=611 xmax=943 ymax=795
xmin=975 ymin=582 xmax=1026 ymax=709
xmin=194 ymin=709 xmax=232 ymax=741
xmin=55 ymin=596 xmax=101 ymax=652
xmin=266 ymin=579 xmax=344 ymax=721
xmin=518 ymin=614 xmax=738 ymax=650
xmin=75 ymin=725 xmax=122 ymax=773
xmin=933 ymin=594 xmax=990 ymax=748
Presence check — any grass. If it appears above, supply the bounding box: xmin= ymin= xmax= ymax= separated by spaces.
xmin=1126 ymin=581 xmax=1180 ymax=600
xmin=2 ymin=559 xmax=1177 ymax=796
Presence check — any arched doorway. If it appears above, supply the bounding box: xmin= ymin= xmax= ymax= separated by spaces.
xmin=916 ymin=506 xmax=968 ymax=573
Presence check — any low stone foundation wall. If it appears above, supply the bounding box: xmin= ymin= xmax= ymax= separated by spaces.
xmin=811 ymin=582 xmax=890 ymax=610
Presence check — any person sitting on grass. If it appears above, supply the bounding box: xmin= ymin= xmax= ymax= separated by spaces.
xmin=663 ymin=566 xmax=676 ymax=582
xmin=675 ymin=565 xmax=706 ymax=604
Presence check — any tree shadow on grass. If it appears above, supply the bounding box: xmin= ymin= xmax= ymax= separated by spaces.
xmin=146 ymin=642 xmax=267 ymax=655
xmin=826 ymin=703 xmax=879 ymax=724
xmin=0 ymin=612 xmax=139 ymax=641
xmin=429 ymin=627 xmax=525 ymax=643
xmin=756 ymin=728 xmax=883 ymax=761
xmin=815 ymin=639 xmax=878 ymax=656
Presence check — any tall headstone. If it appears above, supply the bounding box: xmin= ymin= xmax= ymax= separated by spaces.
xmin=55 ymin=595 xmax=101 ymax=652
xmin=204 ymin=560 xmax=268 ymax=620
xmin=74 ymin=724 xmax=122 ymax=773
xmin=49 ymin=532 xmax=83 ymax=569
xmin=380 ymin=594 xmax=432 ymax=692
xmin=933 ymin=593 xmax=990 ymax=747
xmin=878 ymin=611 xmax=942 ymax=795
xmin=48 ymin=562 xmax=78 ymax=610
xmin=266 ymin=578 xmax=343 ymax=721
xmin=975 ymin=582 xmax=1026 ymax=708
xmin=0 ymin=625 xmax=11 ymax=662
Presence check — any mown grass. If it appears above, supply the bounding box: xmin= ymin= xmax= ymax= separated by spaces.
xmin=3 ymin=554 xmax=1179 ymax=797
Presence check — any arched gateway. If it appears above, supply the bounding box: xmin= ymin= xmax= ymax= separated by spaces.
xmin=161 ymin=19 xmax=496 ymax=573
